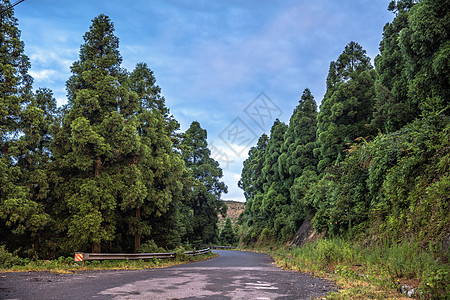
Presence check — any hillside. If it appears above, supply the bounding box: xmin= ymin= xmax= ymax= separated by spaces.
xmin=218 ymin=200 xmax=245 ymax=229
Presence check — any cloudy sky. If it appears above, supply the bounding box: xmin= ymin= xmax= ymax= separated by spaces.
xmin=13 ymin=0 xmax=394 ymax=202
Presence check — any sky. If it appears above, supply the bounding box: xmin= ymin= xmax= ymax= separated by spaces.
xmin=12 ymin=0 xmax=394 ymax=202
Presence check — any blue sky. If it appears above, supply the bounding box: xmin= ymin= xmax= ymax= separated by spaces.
xmin=13 ymin=0 xmax=394 ymax=202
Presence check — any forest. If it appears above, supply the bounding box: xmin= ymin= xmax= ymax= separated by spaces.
xmin=238 ymin=0 xmax=449 ymax=257
xmin=0 ymin=3 xmax=228 ymax=257
xmin=0 ymin=0 xmax=448 ymax=277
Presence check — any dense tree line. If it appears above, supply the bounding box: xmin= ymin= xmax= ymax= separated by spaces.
xmin=238 ymin=0 xmax=449 ymax=251
xmin=0 ymin=4 xmax=227 ymax=257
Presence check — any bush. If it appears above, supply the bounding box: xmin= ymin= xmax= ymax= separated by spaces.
xmin=420 ymin=267 xmax=450 ymax=299
xmin=174 ymin=246 xmax=188 ymax=261
xmin=0 ymin=245 xmax=20 ymax=268
xmin=139 ymin=240 xmax=166 ymax=253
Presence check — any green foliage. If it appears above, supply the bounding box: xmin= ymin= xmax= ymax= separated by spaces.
xmin=373 ymin=2 xmax=415 ymax=132
xmin=238 ymin=4 xmax=449 ymax=296
xmin=421 ymin=268 xmax=450 ymax=300
xmin=0 ymin=9 xmax=224 ymax=259
xmin=220 ymin=218 xmax=237 ymax=245
xmin=398 ymin=0 xmax=450 ymax=116
xmin=139 ymin=240 xmax=166 ymax=253
xmin=0 ymin=1 xmax=56 ymax=257
xmin=180 ymin=121 xmax=228 ymax=244
xmin=0 ymin=245 xmax=21 ymax=268
xmin=273 ymin=238 xmax=449 ymax=298
xmin=317 ymin=41 xmax=376 ymax=172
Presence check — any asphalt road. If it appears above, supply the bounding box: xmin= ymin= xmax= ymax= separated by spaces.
xmin=0 ymin=250 xmax=336 ymax=299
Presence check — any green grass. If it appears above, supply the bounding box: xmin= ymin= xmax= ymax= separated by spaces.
xmin=246 ymin=238 xmax=448 ymax=299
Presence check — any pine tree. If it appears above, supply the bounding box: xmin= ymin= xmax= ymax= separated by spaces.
xmin=373 ymin=1 xmax=416 ymax=132
xmin=260 ymin=119 xmax=288 ymax=235
xmin=126 ymin=62 xmax=185 ymax=251
xmin=0 ymin=1 xmax=53 ymax=256
xmin=239 ymin=134 xmax=268 ymax=209
xmin=53 ymin=14 xmax=140 ymax=253
xmin=278 ymin=88 xmax=318 ymax=233
xmin=316 ymin=41 xmax=376 ymax=172
xmin=238 ymin=134 xmax=268 ymax=231
xmin=181 ymin=121 xmax=227 ymax=244
xmin=220 ymin=218 xmax=237 ymax=245
xmin=278 ymin=88 xmax=318 ymax=191
xmin=398 ymin=0 xmax=450 ymax=116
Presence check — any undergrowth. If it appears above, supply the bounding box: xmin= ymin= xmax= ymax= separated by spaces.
xmin=262 ymin=238 xmax=449 ymax=299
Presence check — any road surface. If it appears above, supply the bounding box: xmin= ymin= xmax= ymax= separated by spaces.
xmin=0 ymin=250 xmax=336 ymax=299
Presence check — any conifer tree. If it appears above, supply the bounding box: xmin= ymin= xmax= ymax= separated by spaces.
xmin=9 ymin=88 xmax=57 ymax=255
xmin=238 ymin=134 xmax=268 ymax=235
xmin=181 ymin=121 xmax=227 ymax=244
xmin=126 ymin=62 xmax=185 ymax=251
xmin=238 ymin=134 xmax=268 ymax=213
xmin=316 ymin=42 xmax=376 ymax=172
xmin=53 ymin=14 xmax=139 ymax=253
xmin=260 ymin=119 xmax=288 ymax=234
xmin=0 ymin=1 xmax=53 ymax=256
xmin=220 ymin=218 xmax=237 ymax=245
xmin=278 ymin=88 xmax=318 ymax=232
xmin=398 ymin=0 xmax=450 ymax=116
xmin=373 ymin=1 xmax=416 ymax=132
xmin=278 ymin=88 xmax=318 ymax=192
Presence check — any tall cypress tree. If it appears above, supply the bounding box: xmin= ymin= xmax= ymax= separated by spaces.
xmin=0 ymin=1 xmax=53 ymax=256
xmin=181 ymin=121 xmax=227 ymax=244
xmin=373 ymin=1 xmax=416 ymax=132
xmin=9 ymin=88 xmax=57 ymax=255
xmin=239 ymin=134 xmax=268 ymax=209
xmin=316 ymin=41 xmax=376 ymax=172
xmin=398 ymin=0 xmax=450 ymax=116
xmin=53 ymin=14 xmax=139 ymax=253
xmin=126 ymin=62 xmax=185 ymax=251
xmin=0 ymin=0 xmax=32 ymax=139
xmin=278 ymin=88 xmax=318 ymax=233
xmin=278 ymin=88 xmax=318 ymax=191
xmin=259 ymin=119 xmax=288 ymax=235
xmin=238 ymin=134 xmax=268 ymax=230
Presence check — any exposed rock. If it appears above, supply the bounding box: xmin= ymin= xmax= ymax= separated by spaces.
xmin=401 ymin=285 xmax=410 ymax=294
xmin=402 ymin=285 xmax=417 ymax=298
xmin=290 ymin=220 xmax=324 ymax=247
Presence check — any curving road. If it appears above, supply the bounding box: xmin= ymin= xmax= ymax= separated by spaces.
xmin=0 ymin=250 xmax=336 ymax=299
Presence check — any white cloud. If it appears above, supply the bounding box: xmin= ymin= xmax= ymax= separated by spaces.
xmin=29 ymin=69 xmax=59 ymax=82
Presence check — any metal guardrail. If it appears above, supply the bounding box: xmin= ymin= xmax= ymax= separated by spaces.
xmin=184 ymin=248 xmax=211 ymax=256
xmin=83 ymin=252 xmax=176 ymax=261
xmin=201 ymin=245 xmax=237 ymax=250
xmin=74 ymin=248 xmax=211 ymax=265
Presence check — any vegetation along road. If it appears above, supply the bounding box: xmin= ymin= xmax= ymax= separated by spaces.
xmin=0 ymin=250 xmax=335 ymax=299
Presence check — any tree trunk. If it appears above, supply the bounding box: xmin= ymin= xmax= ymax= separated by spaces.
xmin=95 ymin=158 xmax=101 ymax=176
xmin=33 ymin=234 xmax=39 ymax=258
xmin=135 ymin=207 xmax=141 ymax=253
xmin=92 ymin=242 xmax=101 ymax=253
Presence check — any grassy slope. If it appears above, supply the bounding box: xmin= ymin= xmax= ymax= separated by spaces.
xmin=241 ymin=237 xmax=448 ymax=299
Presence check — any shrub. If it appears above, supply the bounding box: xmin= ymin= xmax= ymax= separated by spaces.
xmin=0 ymin=245 xmax=20 ymax=268
xmin=139 ymin=240 xmax=166 ymax=253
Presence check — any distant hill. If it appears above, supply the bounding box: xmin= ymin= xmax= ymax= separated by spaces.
xmin=218 ymin=200 xmax=245 ymax=229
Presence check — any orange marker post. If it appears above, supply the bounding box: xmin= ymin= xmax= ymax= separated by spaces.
xmin=74 ymin=252 xmax=84 ymax=267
